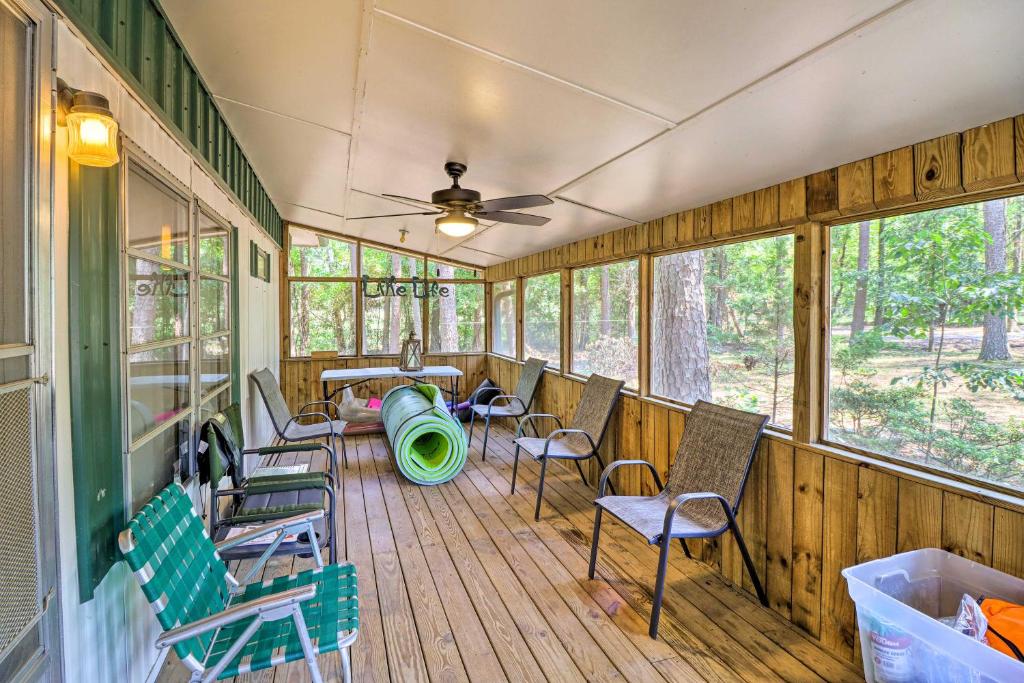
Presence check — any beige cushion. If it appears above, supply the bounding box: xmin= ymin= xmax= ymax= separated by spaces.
xmin=596 ymin=494 xmax=723 ymax=544
xmin=514 ymin=436 xmax=592 ymax=459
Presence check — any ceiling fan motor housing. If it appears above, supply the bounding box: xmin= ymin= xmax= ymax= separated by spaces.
xmin=432 ymin=186 xmax=481 ymax=206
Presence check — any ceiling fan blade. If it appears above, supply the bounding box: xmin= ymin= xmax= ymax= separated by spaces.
xmin=347 ymin=211 xmax=443 ymax=220
xmin=474 ymin=194 xmax=553 ymax=212
xmin=473 ymin=210 xmax=550 ymax=226
xmin=381 ymin=193 xmax=446 ymax=209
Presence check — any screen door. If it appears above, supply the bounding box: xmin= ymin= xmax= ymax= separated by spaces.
xmin=0 ymin=1 xmax=59 ymax=680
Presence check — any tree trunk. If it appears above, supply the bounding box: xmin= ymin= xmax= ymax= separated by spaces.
xmin=409 ymin=256 xmax=423 ymax=340
xmin=980 ymin=199 xmax=1011 ymax=360
xmin=651 ymin=251 xmax=711 ymax=402
xmin=711 ymin=248 xmax=728 ymax=329
xmin=599 ymin=266 xmax=612 ymax=336
xmin=437 ymin=264 xmax=458 ymax=351
xmin=850 ymin=221 xmax=871 ymax=337
xmin=831 ymin=229 xmax=851 ymax=311
xmin=388 ymin=254 xmax=402 ymax=353
xmin=626 ymin=265 xmax=637 ymax=340
xmin=873 ymin=217 xmax=887 ymax=327
xmin=297 ymin=249 xmax=310 ymax=355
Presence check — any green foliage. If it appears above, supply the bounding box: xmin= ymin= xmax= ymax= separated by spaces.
xmin=830 ymin=196 xmax=1024 ymax=487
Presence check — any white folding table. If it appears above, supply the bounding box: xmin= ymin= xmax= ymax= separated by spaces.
xmin=320 ymin=365 xmax=464 ymax=412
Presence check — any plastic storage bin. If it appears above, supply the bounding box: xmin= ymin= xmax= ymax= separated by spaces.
xmin=843 ymin=548 xmax=1024 ymax=682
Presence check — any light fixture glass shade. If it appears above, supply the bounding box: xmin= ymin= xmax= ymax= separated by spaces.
xmin=435 ymin=210 xmax=478 ymax=237
xmin=67 ymin=107 xmax=120 ymax=167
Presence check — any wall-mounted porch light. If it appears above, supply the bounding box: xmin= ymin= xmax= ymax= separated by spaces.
xmin=57 ymin=79 xmax=120 ymax=167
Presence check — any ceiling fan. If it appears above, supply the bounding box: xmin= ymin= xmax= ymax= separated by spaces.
xmin=348 ymin=162 xmax=553 ymax=237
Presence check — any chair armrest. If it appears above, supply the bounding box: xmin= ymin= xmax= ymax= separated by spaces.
xmin=300 ymin=399 xmax=340 ymax=419
xmin=214 ymin=509 xmax=325 ymax=552
xmin=515 ymin=413 xmax=563 ymax=438
xmin=155 ymin=584 xmax=316 ymax=648
xmin=244 ymin=443 xmax=328 ymax=455
xmin=597 ymin=459 xmax=663 ymax=498
xmin=484 ymin=394 xmax=528 ymax=415
xmin=662 ymin=492 xmax=732 ymax=542
xmin=542 ymin=428 xmax=597 ymax=457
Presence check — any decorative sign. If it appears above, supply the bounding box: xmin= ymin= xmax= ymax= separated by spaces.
xmin=362 ymin=275 xmax=451 ymax=299
xmin=133 ymin=272 xmax=189 ymax=297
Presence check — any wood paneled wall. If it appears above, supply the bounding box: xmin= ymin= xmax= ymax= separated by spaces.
xmin=486 ymin=115 xmax=1024 ymax=281
xmin=489 ymin=355 xmax=1024 ymax=665
xmin=279 ymin=354 xmax=487 ymax=410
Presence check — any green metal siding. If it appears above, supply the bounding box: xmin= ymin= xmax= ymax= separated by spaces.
xmin=68 ymin=162 xmax=125 ymax=602
xmin=54 ymin=0 xmax=284 ymax=245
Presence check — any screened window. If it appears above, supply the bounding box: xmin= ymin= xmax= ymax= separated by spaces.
xmin=524 ymin=272 xmax=561 ymax=369
xmin=828 ymin=197 xmax=1024 ymax=488
xmin=429 ymin=280 xmax=485 ymax=353
xmin=289 ymin=281 xmax=357 ymax=356
xmin=198 ymin=212 xmax=231 ymax=399
xmin=491 ymin=280 xmax=517 ymax=357
xmin=571 ymin=260 xmax=639 ymax=387
xmin=287 ymin=229 xmax=357 ymax=356
xmin=651 ymin=237 xmax=794 ymax=426
xmin=362 ymin=249 xmax=423 ymax=355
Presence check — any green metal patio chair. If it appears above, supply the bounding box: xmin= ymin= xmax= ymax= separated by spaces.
xmin=468 ymin=357 xmax=548 ymax=460
xmin=119 ymin=482 xmax=358 ymax=683
xmin=199 ymin=403 xmax=338 ymax=568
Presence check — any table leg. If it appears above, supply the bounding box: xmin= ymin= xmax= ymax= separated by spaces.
xmin=322 ymin=380 xmax=329 ymax=403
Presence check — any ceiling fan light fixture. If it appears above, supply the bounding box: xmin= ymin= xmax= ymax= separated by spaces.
xmin=435 ymin=210 xmax=478 ymax=237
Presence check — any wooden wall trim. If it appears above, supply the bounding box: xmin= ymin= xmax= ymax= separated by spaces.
xmin=485 ymin=114 xmax=1024 ymax=282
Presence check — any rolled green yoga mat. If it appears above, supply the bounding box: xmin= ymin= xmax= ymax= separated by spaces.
xmin=381 ymin=383 xmax=467 ymax=485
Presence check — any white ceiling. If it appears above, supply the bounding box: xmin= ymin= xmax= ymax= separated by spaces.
xmin=162 ymin=0 xmax=1024 ymax=266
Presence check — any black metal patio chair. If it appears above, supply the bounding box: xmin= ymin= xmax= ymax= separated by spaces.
xmin=588 ymin=400 xmax=769 ymax=639
xmin=511 ymin=373 xmax=624 ymax=520
xmin=468 ymin=357 xmax=547 ymax=460
xmin=199 ymin=403 xmax=338 ymax=567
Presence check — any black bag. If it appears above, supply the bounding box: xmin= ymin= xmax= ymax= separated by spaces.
xmin=457 ymin=378 xmax=503 ymax=421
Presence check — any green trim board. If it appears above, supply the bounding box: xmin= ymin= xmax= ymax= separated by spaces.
xmin=231 ymin=226 xmax=241 ymax=404
xmin=68 ymin=162 xmax=125 ymax=601
xmin=52 ymin=0 xmax=283 ymax=245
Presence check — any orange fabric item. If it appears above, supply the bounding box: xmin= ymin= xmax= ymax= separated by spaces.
xmin=981 ymin=598 xmax=1024 ymax=661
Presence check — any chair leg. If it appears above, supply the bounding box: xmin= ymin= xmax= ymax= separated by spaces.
xmin=511 ymin=444 xmax=521 ymax=494
xmin=534 ymin=457 xmax=548 ymax=521
xmin=678 ymin=538 xmax=692 ymax=559
xmin=481 ymin=415 xmax=491 ymax=461
xmin=341 ymin=646 xmax=352 ymax=683
xmin=326 ymin=487 xmax=337 ymax=564
xmin=593 ymin=452 xmax=616 ymax=495
xmin=650 ymin=534 xmax=673 ymax=639
xmin=467 ymin=410 xmax=477 ymax=446
xmin=588 ymin=507 xmax=604 ymax=579
xmin=730 ymin=517 xmax=769 ymax=607
xmin=573 ymin=460 xmax=588 ymax=486
xmin=340 ymin=435 xmax=348 ymax=470
xmin=293 ymin=608 xmax=324 ymax=683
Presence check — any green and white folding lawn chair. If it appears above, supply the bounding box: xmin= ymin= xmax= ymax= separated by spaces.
xmin=119 ymin=482 xmax=358 ymax=683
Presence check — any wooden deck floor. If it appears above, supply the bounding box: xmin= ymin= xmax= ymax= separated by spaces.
xmin=158 ymin=423 xmax=862 ymax=682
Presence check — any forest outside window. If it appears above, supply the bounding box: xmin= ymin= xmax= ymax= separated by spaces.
xmin=828 ymin=196 xmax=1024 ymax=489
xmin=524 ymin=272 xmax=561 ymax=369
xmin=571 ymin=260 xmax=639 ymax=388
xmin=288 ymin=228 xmax=357 ymax=356
xmin=651 ymin=237 xmax=794 ymax=427
xmin=362 ymin=247 xmax=424 ymax=355
xmin=428 ymin=280 xmax=484 ymax=353
xmin=492 ymin=279 xmax=517 ymax=357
